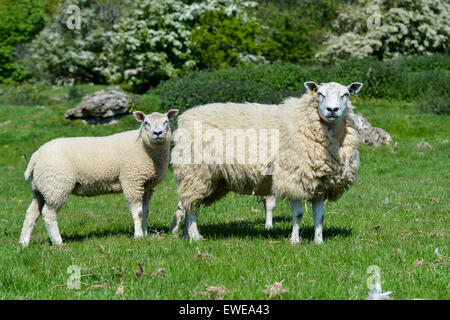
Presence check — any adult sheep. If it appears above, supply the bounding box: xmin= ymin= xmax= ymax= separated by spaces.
xmin=19 ymin=109 xmax=178 ymax=247
xmin=171 ymin=81 xmax=362 ymax=244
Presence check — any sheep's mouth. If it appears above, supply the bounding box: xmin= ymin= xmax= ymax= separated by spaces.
xmin=151 ymin=136 xmax=166 ymax=143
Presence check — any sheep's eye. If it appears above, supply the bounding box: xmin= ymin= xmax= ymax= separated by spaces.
xmin=342 ymin=93 xmax=349 ymax=98
xmin=318 ymin=92 xmax=324 ymax=98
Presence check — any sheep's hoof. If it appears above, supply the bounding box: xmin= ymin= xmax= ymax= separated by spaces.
xmin=314 ymin=237 xmax=323 ymax=245
xmin=265 ymin=224 xmax=273 ymax=231
xmin=185 ymin=231 xmax=204 ymax=242
xmin=19 ymin=240 xmax=29 ymax=248
xmin=291 ymin=236 xmax=301 ymax=245
xmin=169 ymin=223 xmax=179 ymax=234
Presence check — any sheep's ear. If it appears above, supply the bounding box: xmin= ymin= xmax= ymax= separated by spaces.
xmin=166 ymin=109 xmax=179 ymax=120
xmin=133 ymin=111 xmax=146 ymax=122
xmin=304 ymin=81 xmax=319 ymax=93
xmin=348 ymin=82 xmax=363 ymax=95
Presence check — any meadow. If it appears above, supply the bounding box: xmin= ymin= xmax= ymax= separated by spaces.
xmin=0 ymin=85 xmax=448 ymax=299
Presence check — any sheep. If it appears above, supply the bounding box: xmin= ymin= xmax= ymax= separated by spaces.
xmin=19 ymin=109 xmax=178 ymax=247
xmin=170 ymin=81 xmax=362 ymax=244
xmin=169 ymin=195 xmax=276 ymax=234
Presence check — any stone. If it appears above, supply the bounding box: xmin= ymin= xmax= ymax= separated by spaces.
xmin=65 ymin=90 xmax=129 ymax=124
xmin=354 ymin=113 xmax=393 ymax=146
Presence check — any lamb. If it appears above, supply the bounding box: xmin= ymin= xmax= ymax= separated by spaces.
xmin=19 ymin=109 xmax=178 ymax=247
xmin=169 ymin=195 xmax=276 ymax=234
xmin=170 ymin=81 xmax=362 ymax=244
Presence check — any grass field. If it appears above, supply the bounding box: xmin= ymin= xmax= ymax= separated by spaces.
xmin=0 ymin=85 xmax=448 ymax=299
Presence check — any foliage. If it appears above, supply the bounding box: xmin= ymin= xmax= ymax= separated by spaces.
xmin=104 ymin=0 xmax=261 ymax=93
xmin=190 ymin=9 xmax=269 ymax=69
xmin=0 ymin=0 xmax=46 ymax=83
xmin=153 ymin=74 xmax=302 ymax=114
xmin=316 ymin=0 xmax=450 ymax=63
xmin=28 ymin=0 xmax=262 ymax=92
xmin=28 ymin=0 xmax=126 ymax=86
xmin=151 ymin=54 xmax=450 ymax=113
xmin=254 ymin=0 xmax=343 ymax=64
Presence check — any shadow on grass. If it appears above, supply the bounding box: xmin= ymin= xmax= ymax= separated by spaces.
xmin=198 ymin=221 xmax=353 ymax=242
xmin=61 ymin=220 xmax=352 ymax=243
xmin=62 ymin=228 xmax=133 ymax=242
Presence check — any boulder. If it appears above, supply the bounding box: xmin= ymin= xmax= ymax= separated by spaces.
xmin=65 ymin=90 xmax=129 ymax=124
xmin=354 ymin=113 xmax=393 ymax=146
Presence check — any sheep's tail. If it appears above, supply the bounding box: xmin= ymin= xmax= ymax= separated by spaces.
xmin=24 ymin=151 xmax=39 ymax=180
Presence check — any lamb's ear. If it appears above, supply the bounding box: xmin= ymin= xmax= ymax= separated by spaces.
xmin=133 ymin=111 xmax=146 ymax=122
xmin=348 ymin=82 xmax=363 ymax=95
xmin=304 ymin=81 xmax=319 ymax=93
xmin=166 ymin=109 xmax=179 ymax=120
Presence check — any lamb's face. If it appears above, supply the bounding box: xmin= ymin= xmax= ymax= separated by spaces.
xmin=134 ymin=109 xmax=179 ymax=145
xmin=304 ymin=81 xmax=363 ymax=123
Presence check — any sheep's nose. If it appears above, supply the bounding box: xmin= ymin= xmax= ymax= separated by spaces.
xmin=327 ymin=107 xmax=339 ymax=113
xmin=153 ymin=130 xmax=163 ymax=136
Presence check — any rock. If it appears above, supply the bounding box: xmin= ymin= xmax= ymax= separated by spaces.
xmin=416 ymin=140 xmax=434 ymax=150
xmin=354 ymin=113 xmax=393 ymax=146
xmin=65 ymin=90 xmax=129 ymax=124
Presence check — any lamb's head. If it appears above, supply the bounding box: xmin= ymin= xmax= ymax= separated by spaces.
xmin=304 ymin=81 xmax=363 ymax=123
xmin=133 ymin=109 xmax=178 ymax=145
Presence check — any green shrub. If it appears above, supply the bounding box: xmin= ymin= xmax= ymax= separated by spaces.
xmin=190 ymin=9 xmax=269 ymax=69
xmin=420 ymin=92 xmax=449 ymax=115
xmin=152 ymin=72 xmax=302 ymax=114
xmin=254 ymin=0 xmax=343 ymax=64
xmin=0 ymin=0 xmax=46 ymax=83
xmin=150 ymin=54 xmax=450 ymax=114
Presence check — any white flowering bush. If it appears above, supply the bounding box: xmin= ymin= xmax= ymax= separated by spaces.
xmin=28 ymin=0 xmax=261 ymax=91
xmin=316 ymin=0 xmax=450 ymax=63
xmin=103 ymin=0 xmax=260 ymax=92
xmin=28 ymin=0 xmax=123 ymax=85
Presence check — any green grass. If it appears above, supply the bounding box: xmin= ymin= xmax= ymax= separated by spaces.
xmin=0 ymin=86 xmax=448 ymax=299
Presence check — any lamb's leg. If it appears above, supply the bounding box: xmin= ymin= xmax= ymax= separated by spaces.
xmin=290 ymin=200 xmax=303 ymax=244
xmin=141 ymin=190 xmax=153 ymax=237
xmin=169 ymin=200 xmax=185 ymax=234
xmin=42 ymin=203 xmax=63 ymax=245
xmin=263 ymin=195 xmax=276 ymax=230
xmin=19 ymin=191 xmax=44 ymax=247
xmin=183 ymin=209 xmax=203 ymax=242
xmin=312 ymin=194 xmax=325 ymax=244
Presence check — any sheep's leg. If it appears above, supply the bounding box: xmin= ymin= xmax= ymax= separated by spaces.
xmin=169 ymin=200 xmax=185 ymax=234
xmin=290 ymin=200 xmax=303 ymax=244
xmin=183 ymin=209 xmax=203 ymax=242
xmin=19 ymin=191 xmax=44 ymax=247
xmin=263 ymin=195 xmax=276 ymax=230
xmin=312 ymin=194 xmax=325 ymax=244
xmin=42 ymin=203 xmax=63 ymax=245
xmin=130 ymin=202 xmax=145 ymax=239
xmin=141 ymin=190 xmax=153 ymax=237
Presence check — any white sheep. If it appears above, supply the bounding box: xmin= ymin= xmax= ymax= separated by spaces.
xmin=170 ymin=81 xmax=362 ymax=244
xmin=169 ymin=195 xmax=276 ymax=234
xmin=19 ymin=109 xmax=178 ymax=247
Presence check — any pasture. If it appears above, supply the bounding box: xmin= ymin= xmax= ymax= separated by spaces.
xmin=0 ymin=86 xmax=448 ymax=299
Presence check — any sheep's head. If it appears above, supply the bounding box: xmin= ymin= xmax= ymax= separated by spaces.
xmin=304 ymin=81 xmax=363 ymax=123
xmin=134 ymin=109 xmax=178 ymax=145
